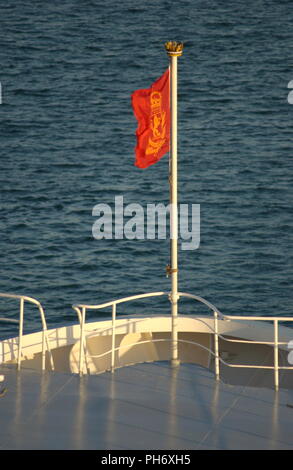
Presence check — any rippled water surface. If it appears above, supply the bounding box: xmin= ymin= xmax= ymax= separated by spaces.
xmin=1 ymin=0 xmax=293 ymax=336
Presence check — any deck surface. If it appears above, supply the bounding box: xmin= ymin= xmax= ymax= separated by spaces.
xmin=0 ymin=362 xmax=292 ymax=450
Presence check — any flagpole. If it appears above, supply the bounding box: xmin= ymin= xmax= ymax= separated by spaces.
xmin=165 ymin=41 xmax=183 ymax=368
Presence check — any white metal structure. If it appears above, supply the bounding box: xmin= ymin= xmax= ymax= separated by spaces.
xmin=0 ymin=293 xmax=54 ymax=371
xmin=1 ymin=291 xmax=292 ymax=391
xmin=72 ymin=291 xmax=293 ymax=390
xmin=1 ymin=291 xmax=293 ymax=449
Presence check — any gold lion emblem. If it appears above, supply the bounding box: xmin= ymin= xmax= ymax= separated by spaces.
xmin=146 ymin=91 xmax=166 ymax=156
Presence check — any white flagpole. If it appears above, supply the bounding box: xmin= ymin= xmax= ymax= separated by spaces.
xmin=165 ymin=41 xmax=183 ymax=367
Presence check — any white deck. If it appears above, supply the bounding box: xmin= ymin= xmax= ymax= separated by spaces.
xmin=0 ymin=361 xmax=292 ymax=450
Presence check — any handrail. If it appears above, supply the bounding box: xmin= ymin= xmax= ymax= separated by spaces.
xmin=73 ymin=291 xmax=224 ymax=376
xmin=72 ymin=290 xmax=293 ymax=390
xmin=223 ymin=314 xmax=293 ymax=321
xmin=72 ymin=291 xmax=224 ymax=317
xmin=0 ymin=293 xmax=54 ymax=371
xmin=73 ymin=291 xmax=167 ymax=310
xmin=75 ymin=333 xmax=293 ymax=378
xmin=87 ymin=338 xmax=214 ymax=360
xmin=78 ymin=337 xmax=293 ymax=371
xmin=0 ymin=318 xmax=19 ymax=324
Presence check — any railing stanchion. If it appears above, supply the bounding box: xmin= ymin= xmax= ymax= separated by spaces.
xmin=39 ymin=305 xmax=46 ymax=371
xmin=38 ymin=304 xmax=54 ymax=371
xmin=214 ymin=311 xmax=220 ymax=381
xmin=111 ymin=303 xmax=116 ymax=373
xmin=17 ymin=297 xmax=24 ymax=371
xmin=0 ymin=293 xmax=55 ymax=372
xmin=41 ymin=330 xmax=46 ymax=371
xmin=79 ymin=307 xmax=86 ymax=377
xmin=274 ymin=319 xmax=279 ymax=391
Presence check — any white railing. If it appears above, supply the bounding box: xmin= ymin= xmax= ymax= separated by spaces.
xmin=73 ymin=292 xmax=169 ymax=377
xmin=73 ymin=291 xmax=293 ymax=390
xmin=217 ymin=314 xmax=293 ymax=391
xmin=72 ymin=291 xmax=222 ymax=376
xmin=0 ymin=293 xmax=54 ymax=371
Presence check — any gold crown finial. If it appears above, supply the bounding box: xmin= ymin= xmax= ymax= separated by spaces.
xmin=164 ymin=41 xmax=184 ymax=57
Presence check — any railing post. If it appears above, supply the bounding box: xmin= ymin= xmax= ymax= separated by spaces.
xmin=39 ymin=305 xmax=47 ymax=371
xmin=17 ymin=297 xmax=24 ymax=371
xmin=79 ymin=307 xmax=86 ymax=377
xmin=111 ymin=303 xmax=116 ymax=373
xmin=38 ymin=305 xmax=54 ymax=371
xmin=41 ymin=330 xmax=46 ymax=371
xmin=214 ymin=311 xmax=220 ymax=381
xmin=274 ymin=319 xmax=279 ymax=391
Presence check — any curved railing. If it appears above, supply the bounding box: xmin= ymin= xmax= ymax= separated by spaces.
xmin=0 ymin=293 xmax=54 ymax=371
xmin=72 ymin=291 xmax=223 ymax=379
xmin=72 ymin=291 xmax=293 ymax=390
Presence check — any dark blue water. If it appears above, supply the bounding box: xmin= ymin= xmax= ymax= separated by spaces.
xmin=1 ymin=0 xmax=293 ymax=336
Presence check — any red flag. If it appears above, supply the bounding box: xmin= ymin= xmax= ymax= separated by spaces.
xmin=131 ymin=69 xmax=170 ymax=169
